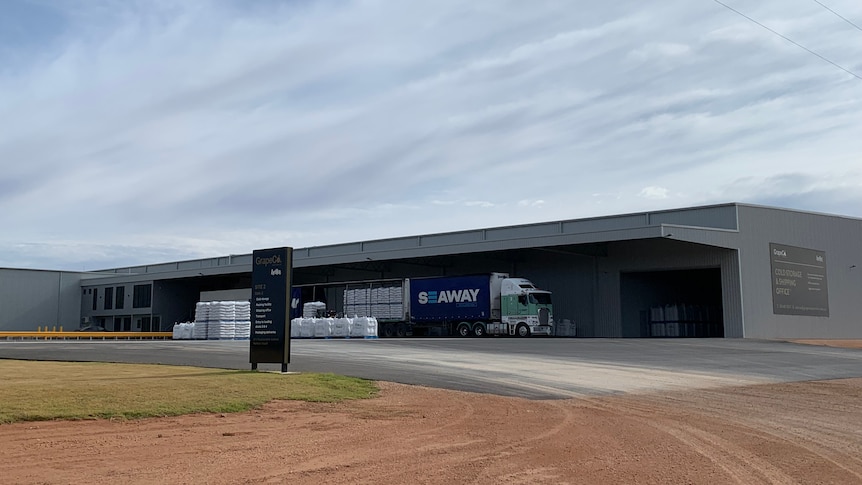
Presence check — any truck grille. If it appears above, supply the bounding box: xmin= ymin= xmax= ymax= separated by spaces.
xmin=539 ymin=308 xmax=550 ymax=325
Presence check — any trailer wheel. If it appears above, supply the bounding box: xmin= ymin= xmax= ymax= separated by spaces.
xmin=382 ymin=324 xmax=395 ymax=338
xmin=456 ymin=322 xmax=471 ymax=337
xmin=396 ymin=323 xmax=407 ymax=337
xmin=516 ymin=323 xmax=530 ymax=338
xmin=473 ymin=323 xmax=485 ymax=337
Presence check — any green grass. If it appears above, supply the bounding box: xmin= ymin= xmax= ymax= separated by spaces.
xmin=0 ymin=360 xmax=378 ymax=424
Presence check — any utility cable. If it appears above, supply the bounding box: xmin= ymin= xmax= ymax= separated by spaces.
xmin=713 ymin=0 xmax=862 ymax=81
xmin=811 ymin=0 xmax=862 ymax=32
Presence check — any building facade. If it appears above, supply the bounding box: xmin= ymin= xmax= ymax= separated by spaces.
xmin=2 ymin=203 xmax=860 ymax=338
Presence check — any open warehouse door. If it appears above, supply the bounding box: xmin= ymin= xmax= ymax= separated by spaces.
xmin=621 ymin=268 xmax=724 ymax=338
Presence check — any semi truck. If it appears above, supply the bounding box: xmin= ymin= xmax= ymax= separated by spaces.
xmin=342 ymin=272 xmax=553 ymax=337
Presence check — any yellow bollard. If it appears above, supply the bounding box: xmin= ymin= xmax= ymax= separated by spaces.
xmin=37 ymin=326 xmax=41 ymax=332
xmin=60 ymin=326 xmax=63 ymax=332
xmin=53 ymin=326 xmax=57 ymax=332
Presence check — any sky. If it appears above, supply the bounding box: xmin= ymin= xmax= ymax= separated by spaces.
xmin=1 ymin=0 xmax=860 ymax=271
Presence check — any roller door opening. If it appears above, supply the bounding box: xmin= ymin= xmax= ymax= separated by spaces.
xmin=621 ymin=268 xmax=724 ymax=338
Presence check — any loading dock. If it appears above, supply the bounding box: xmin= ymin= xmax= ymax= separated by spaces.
xmin=621 ymin=269 xmax=724 ymax=338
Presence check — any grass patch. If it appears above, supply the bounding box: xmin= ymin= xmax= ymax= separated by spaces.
xmin=0 ymin=360 xmax=377 ymax=424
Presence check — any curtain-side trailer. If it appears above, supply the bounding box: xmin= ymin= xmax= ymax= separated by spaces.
xmin=343 ymin=272 xmax=553 ymax=337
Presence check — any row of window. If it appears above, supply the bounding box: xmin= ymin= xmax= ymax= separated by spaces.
xmin=90 ymin=315 xmax=162 ymax=332
xmin=85 ymin=284 xmax=152 ymax=311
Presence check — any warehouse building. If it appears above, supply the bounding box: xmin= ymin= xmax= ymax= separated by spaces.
xmin=1 ymin=203 xmax=860 ymax=338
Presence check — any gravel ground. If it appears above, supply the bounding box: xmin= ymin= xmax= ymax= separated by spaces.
xmin=3 ymin=377 xmax=862 ymax=484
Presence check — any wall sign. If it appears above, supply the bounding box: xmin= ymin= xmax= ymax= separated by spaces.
xmin=249 ymin=247 xmax=293 ymax=371
xmin=769 ymin=243 xmax=829 ymax=317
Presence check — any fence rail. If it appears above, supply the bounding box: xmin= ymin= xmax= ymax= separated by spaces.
xmin=0 ymin=331 xmax=173 ymax=340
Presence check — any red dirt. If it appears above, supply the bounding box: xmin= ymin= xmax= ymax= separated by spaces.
xmin=3 ymin=378 xmax=862 ymax=484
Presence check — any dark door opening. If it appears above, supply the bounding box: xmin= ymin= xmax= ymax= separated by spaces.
xmin=621 ymin=268 xmax=724 ymax=338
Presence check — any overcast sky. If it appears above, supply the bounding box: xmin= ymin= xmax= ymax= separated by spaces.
xmin=1 ymin=0 xmax=860 ymax=271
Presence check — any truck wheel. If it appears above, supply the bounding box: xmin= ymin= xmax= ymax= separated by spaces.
xmin=516 ymin=323 xmax=530 ymax=338
xmin=473 ymin=323 xmax=485 ymax=337
xmin=456 ymin=323 xmax=471 ymax=337
xmin=396 ymin=323 xmax=407 ymax=337
xmin=382 ymin=324 xmax=395 ymax=338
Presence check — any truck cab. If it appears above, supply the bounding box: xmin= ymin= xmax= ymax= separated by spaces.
xmin=500 ymin=278 xmax=554 ymax=337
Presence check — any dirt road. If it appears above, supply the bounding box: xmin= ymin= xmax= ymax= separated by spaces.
xmin=3 ymin=376 xmax=862 ymax=484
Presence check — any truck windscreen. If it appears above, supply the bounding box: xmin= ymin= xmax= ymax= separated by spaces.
xmin=529 ymin=293 xmax=552 ymax=305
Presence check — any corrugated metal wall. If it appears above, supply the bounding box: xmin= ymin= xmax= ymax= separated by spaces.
xmin=591 ymin=239 xmax=742 ymax=337
xmin=649 ymin=205 xmax=738 ymax=230
xmin=511 ymin=250 xmax=596 ymax=336
xmin=737 ymin=206 xmax=862 ymax=338
xmin=0 ymin=269 xmax=82 ymax=331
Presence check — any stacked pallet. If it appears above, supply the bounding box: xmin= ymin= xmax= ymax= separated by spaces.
xmin=192 ymin=302 xmax=210 ymax=339
xmin=209 ymin=301 xmax=236 ymax=339
xmin=184 ymin=300 xmax=253 ymax=340
xmin=235 ymin=301 xmax=251 ymax=339
xmin=344 ymin=285 xmax=403 ymax=320
xmin=289 ymin=316 xmax=378 ymax=338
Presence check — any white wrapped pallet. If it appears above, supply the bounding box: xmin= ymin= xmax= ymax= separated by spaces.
xmin=207 ymin=320 xmax=222 ymax=340
xmin=314 ymin=318 xmax=333 ymax=338
xmin=234 ymin=321 xmax=250 ymax=340
xmin=235 ymin=302 xmax=251 ymax=322
xmin=350 ymin=317 xmax=378 ymax=338
xmin=303 ymin=301 xmax=326 ymax=318
xmin=194 ymin=302 xmax=211 ymax=322
xmin=213 ymin=321 xmax=236 ymax=340
xmin=192 ymin=320 xmax=209 ymax=339
xmin=332 ymin=318 xmax=350 ymax=337
xmin=300 ymin=318 xmax=316 ymax=338
xmin=290 ymin=318 xmax=302 ymax=338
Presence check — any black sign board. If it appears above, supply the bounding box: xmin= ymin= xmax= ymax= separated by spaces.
xmin=769 ymin=243 xmax=829 ymax=317
xmin=250 ymin=247 xmax=293 ymax=371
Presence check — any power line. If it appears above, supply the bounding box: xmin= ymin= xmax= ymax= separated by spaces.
xmin=713 ymin=0 xmax=862 ymax=81
xmin=812 ymin=0 xmax=862 ymax=32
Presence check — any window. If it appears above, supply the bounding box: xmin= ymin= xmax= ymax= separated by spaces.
xmin=132 ymin=284 xmax=152 ymax=308
xmin=528 ymin=293 xmax=552 ymax=305
xmin=104 ymin=287 xmax=114 ymax=310
xmin=92 ymin=288 xmax=98 ymax=310
xmin=115 ymin=286 xmax=125 ymax=309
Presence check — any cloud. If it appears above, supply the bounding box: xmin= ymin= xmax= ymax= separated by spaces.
xmin=0 ymin=0 xmax=860 ymax=270
xmin=638 ymin=187 xmax=670 ymax=200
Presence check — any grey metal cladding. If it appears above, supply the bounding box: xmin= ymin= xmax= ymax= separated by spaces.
xmin=720 ymin=249 xmax=744 ymax=338
xmin=177 ymin=260 xmax=208 ymax=271
xmin=736 ymin=205 xmax=862 ymax=338
xmin=562 ymin=214 xmax=649 ymax=233
xmin=146 ymin=262 xmax=178 ymax=273
xmin=0 ymin=269 xmax=82 ymax=331
xmin=230 ymin=254 xmax=253 ymax=265
xmin=486 ymin=222 xmax=562 ymax=240
xmin=306 ymin=242 xmax=363 ymax=258
xmin=362 ymin=238 xmax=418 ymax=252
xmin=420 ymin=231 xmax=485 ymax=246
xmin=648 ymin=205 xmax=738 ymax=230
xmin=659 ymin=225 xmax=741 ymax=249
xmin=516 ymin=253 xmax=595 ymax=337
xmin=590 ymin=239 xmax=742 ymax=337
